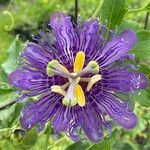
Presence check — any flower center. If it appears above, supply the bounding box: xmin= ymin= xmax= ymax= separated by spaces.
xmin=46 ymin=51 xmax=101 ymax=107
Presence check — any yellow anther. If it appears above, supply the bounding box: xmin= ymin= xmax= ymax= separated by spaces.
xmin=74 ymin=51 xmax=85 ymax=73
xmin=46 ymin=60 xmax=59 ymax=77
xmin=87 ymin=74 xmax=102 ymax=91
xmin=75 ymin=84 xmax=85 ymax=107
xmin=51 ymin=85 xmax=66 ymax=96
xmin=87 ymin=61 xmax=99 ymax=74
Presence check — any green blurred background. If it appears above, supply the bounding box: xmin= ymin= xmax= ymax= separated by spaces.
xmin=0 ymin=0 xmax=150 ymax=150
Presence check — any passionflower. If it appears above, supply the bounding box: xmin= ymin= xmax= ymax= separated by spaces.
xmin=9 ymin=13 xmax=148 ymax=143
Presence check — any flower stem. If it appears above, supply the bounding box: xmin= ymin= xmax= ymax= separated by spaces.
xmin=144 ymin=12 xmax=149 ymax=29
xmin=75 ymin=0 xmax=78 ymax=24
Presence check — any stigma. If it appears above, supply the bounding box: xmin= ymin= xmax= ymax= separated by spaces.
xmin=46 ymin=51 xmax=101 ymax=107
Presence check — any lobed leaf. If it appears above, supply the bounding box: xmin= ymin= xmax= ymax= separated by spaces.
xmin=100 ymin=0 xmax=128 ymax=29
xmin=131 ymin=30 xmax=150 ymax=62
xmin=1 ymin=36 xmax=24 ymax=75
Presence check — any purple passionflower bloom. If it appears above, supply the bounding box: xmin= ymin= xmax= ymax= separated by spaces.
xmin=9 ymin=13 xmax=148 ymax=143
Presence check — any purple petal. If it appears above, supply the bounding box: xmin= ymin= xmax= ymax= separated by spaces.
xmin=50 ymin=13 xmax=75 ymax=62
xmin=95 ymin=30 xmax=137 ymax=67
xmin=52 ymin=106 xmax=70 ymax=132
xmin=132 ymin=72 xmax=149 ymax=89
xmin=78 ymin=20 xmax=100 ymax=56
xmin=82 ymin=109 xmax=103 ymax=143
xmin=9 ymin=69 xmax=40 ymax=90
xmin=120 ymin=53 xmax=135 ymax=61
xmin=20 ymin=93 xmax=61 ymax=130
xmin=8 ymin=69 xmax=51 ymax=94
xmin=101 ymin=68 xmax=149 ymax=92
xmin=52 ymin=106 xmax=82 ymax=142
xmin=93 ymin=92 xmax=137 ymax=129
xmin=22 ymin=42 xmax=52 ymax=71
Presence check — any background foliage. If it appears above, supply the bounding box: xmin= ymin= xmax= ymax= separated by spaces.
xmin=0 ymin=0 xmax=149 ymax=149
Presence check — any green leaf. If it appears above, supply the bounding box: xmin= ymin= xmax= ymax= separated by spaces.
xmin=144 ymin=144 xmax=150 ymax=150
xmin=0 ymin=83 xmax=15 ymax=109
xmin=30 ymin=134 xmax=47 ymax=150
xmin=0 ymin=68 xmax=8 ymax=82
xmin=0 ymin=104 xmax=15 ymax=128
xmin=66 ymin=141 xmax=90 ymax=150
xmin=131 ymin=30 xmax=150 ymax=62
xmin=0 ymin=140 xmax=15 ymax=150
xmin=0 ymin=101 xmax=24 ymax=128
xmin=143 ymin=112 xmax=150 ymax=120
xmin=136 ymin=30 xmax=150 ymax=41
xmin=43 ymin=122 xmax=51 ymax=150
xmin=119 ymin=21 xmax=142 ymax=32
xmin=22 ymin=127 xmax=38 ymax=148
xmin=1 ymin=35 xmax=23 ymax=75
xmin=49 ymin=136 xmax=73 ymax=150
xmin=0 ymin=88 xmax=14 ymax=96
xmin=8 ymin=102 xmax=25 ymax=126
xmin=139 ymin=64 xmax=150 ymax=76
xmin=132 ymin=88 xmax=150 ymax=107
xmin=144 ymin=2 xmax=150 ymax=11
xmin=112 ymin=141 xmax=138 ymax=150
xmin=100 ymin=0 xmax=128 ymax=29
xmin=87 ymin=129 xmax=118 ymax=150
